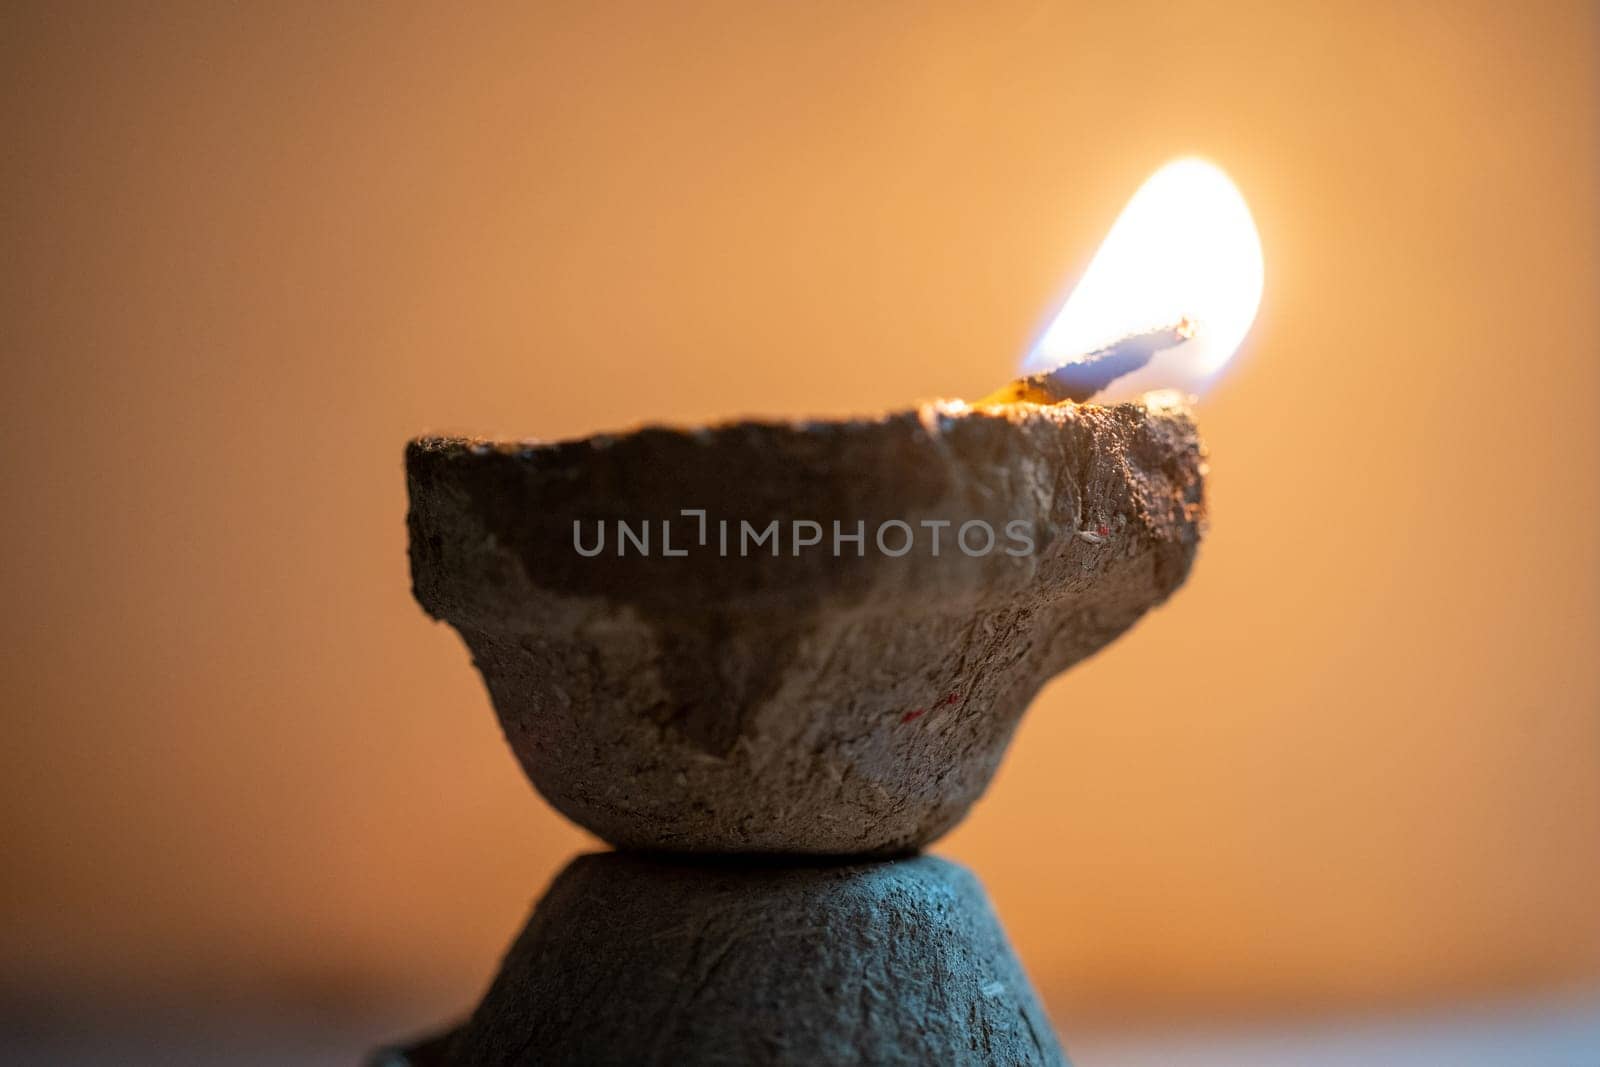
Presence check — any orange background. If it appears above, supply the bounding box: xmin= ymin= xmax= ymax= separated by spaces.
xmin=3 ymin=0 xmax=1597 ymax=1041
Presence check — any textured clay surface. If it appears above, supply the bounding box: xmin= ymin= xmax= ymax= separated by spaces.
xmin=407 ymin=398 xmax=1205 ymax=854
xmin=443 ymin=852 xmax=1067 ymax=1067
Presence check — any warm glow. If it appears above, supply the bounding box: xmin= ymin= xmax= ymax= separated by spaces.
xmin=1023 ymin=158 xmax=1263 ymax=397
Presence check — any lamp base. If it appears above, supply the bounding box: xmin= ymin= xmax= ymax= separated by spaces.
xmin=372 ymin=852 xmax=1066 ymax=1066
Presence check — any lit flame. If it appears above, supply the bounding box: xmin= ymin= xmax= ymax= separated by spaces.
xmin=1023 ymin=158 xmax=1263 ymax=398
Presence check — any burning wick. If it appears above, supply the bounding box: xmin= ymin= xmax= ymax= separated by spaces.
xmin=978 ymin=319 xmax=1195 ymax=406
xmin=984 ymin=157 xmax=1263 ymax=405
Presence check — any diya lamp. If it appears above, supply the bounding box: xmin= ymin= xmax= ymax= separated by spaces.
xmin=378 ymin=158 xmax=1264 ymax=1066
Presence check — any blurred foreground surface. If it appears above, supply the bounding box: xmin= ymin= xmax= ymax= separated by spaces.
xmin=4 ymin=995 xmax=1597 ymax=1066
xmin=1073 ymin=995 xmax=1600 ymax=1066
